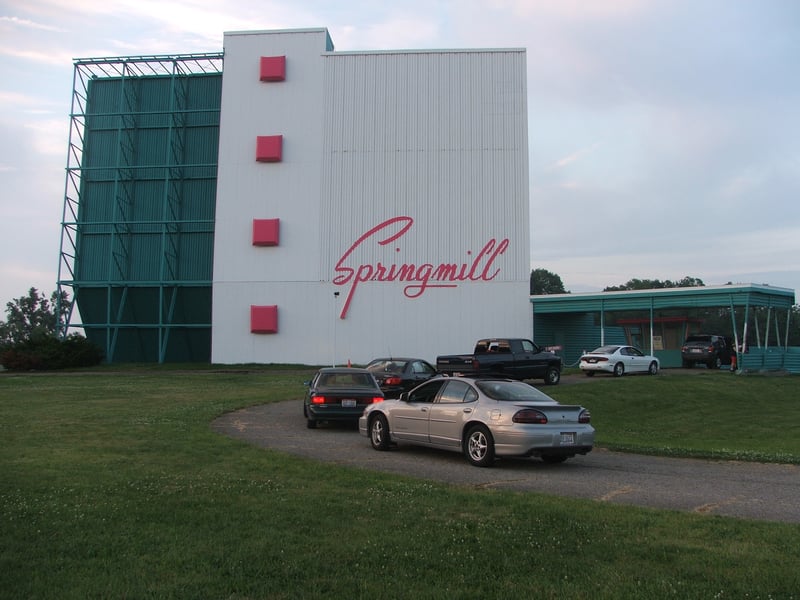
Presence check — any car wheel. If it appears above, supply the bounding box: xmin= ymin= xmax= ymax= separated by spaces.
xmin=463 ymin=425 xmax=495 ymax=467
xmin=541 ymin=454 xmax=567 ymax=464
xmin=648 ymin=361 xmax=658 ymax=375
xmin=613 ymin=362 xmax=625 ymax=377
xmin=306 ymin=418 xmax=317 ymax=429
xmin=682 ymin=360 xmax=692 ymax=368
xmin=544 ymin=367 xmax=561 ymax=385
xmin=709 ymin=357 xmax=721 ymax=369
xmin=369 ymin=414 xmax=391 ymax=451
xmin=584 ymin=371 xmax=595 ymax=377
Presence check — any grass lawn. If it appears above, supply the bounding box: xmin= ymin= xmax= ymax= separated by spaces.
xmin=1 ymin=368 xmax=799 ymax=599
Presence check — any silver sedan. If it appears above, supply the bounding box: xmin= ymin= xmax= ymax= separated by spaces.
xmin=579 ymin=345 xmax=660 ymax=377
xmin=359 ymin=376 xmax=594 ymax=467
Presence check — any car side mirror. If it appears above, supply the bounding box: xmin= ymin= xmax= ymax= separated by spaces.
xmin=399 ymin=392 xmax=409 ymax=402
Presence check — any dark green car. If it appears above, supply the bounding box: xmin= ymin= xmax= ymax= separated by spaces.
xmin=304 ymin=367 xmax=384 ymax=429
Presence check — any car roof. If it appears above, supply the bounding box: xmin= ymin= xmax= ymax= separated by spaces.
xmin=316 ymin=367 xmax=372 ymax=374
xmin=423 ymin=374 xmax=516 ymax=384
xmin=368 ymin=357 xmax=427 ymax=362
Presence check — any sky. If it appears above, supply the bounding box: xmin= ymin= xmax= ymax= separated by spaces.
xmin=1 ymin=0 xmax=799 ymax=309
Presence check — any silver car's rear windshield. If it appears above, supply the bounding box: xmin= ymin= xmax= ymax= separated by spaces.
xmin=475 ymin=380 xmax=557 ymax=402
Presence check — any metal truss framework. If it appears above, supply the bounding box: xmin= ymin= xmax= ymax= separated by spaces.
xmin=57 ymin=53 xmax=224 ymax=362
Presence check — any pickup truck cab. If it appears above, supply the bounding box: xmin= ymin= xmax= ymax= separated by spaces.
xmin=436 ymin=338 xmax=562 ymax=385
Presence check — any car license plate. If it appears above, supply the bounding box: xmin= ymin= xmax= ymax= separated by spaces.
xmin=691 ymin=349 xmax=702 ymax=353
xmin=560 ymin=432 xmax=575 ymax=445
xmin=341 ymin=399 xmax=357 ymax=408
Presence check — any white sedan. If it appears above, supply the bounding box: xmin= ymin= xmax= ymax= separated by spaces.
xmin=579 ymin=345 xmax=659 ymax=377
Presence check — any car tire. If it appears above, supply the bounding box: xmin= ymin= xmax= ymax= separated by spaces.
xmin=648 ymin=361 xmax=658 ymax=375
xmin=613 ymin=362 xmax=625 ymax=377
xmin=463 ymin=425 xmax=495 ymax=467
xmin=682 ymin=360 xmax=693 ymax=368
xmin=584 ymin=371 xmax=595 ymax=377
xmin=544 ymin=367 xmax=561 ymax=385
xmin=709 ymin=357 xmax=721 ymax=369
xmin=541 ymin=454 xmax=567 ymax=464
xmin=369 ymin=414 xmax=392 ymax=451
xmin=306 ymin=418 xmax=317 ymax=429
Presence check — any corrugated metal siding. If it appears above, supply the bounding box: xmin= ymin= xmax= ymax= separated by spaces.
xmin=534 ymin=313 xmax=627 ymax=366
xmin=740 ymin=347 xmax=800 ymax=373
xmin=70 ymin=70 xmax=221 ymax=362
xmin=532 ymin=285 xmax=795 ymax=314
xmin=319 ymin=50 xmax=529 ymax=280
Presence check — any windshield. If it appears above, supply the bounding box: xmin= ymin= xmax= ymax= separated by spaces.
xmin=475 ymin=380 xmax=556 ymax=403
xmin=366 ymin=360 xmax=407 ymax=373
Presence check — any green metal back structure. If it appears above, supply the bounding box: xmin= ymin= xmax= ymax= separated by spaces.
xmin=57 ymin=54 xmax=223 ymax=363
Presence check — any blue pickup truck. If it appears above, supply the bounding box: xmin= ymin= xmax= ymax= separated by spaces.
xmin=436 ymin=338 xmax=562 ymax=385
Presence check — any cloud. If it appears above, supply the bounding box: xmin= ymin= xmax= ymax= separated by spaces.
xmin=544 ymin=143 xmax=601 ymax=172
xmin=0 ymin=15 xmax=64 ymax=32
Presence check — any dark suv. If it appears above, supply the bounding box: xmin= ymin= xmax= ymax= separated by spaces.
xmin=681 ymin=334 xmax=733 ymax=369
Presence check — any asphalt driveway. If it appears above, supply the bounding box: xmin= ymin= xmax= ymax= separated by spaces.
xmin=211 ymin=395 xmax=800 ymax=524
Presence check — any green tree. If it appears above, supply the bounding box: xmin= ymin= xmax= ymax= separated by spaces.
xmin=604 ymin=276 xmax=705 ymax=291
xmin=0 ymin=288 xmax=68 ymax=347
xmin=530 ymin=268 xmax=568 ymax=295
xmin=1 ymin=288 xmax=103 ymax=370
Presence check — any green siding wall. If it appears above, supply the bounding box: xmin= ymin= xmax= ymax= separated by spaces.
xmin=533 ymin=313 xmax=627 ymax=367
xmin=71 ymin=71 xmax=222 ymax=362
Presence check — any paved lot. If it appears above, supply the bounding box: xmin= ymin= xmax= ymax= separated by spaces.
xmin=211 ymin=393 xmax=800 ymax=524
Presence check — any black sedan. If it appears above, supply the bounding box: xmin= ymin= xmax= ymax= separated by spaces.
xmin=365 ymin=358 xmax=438 ymax=398
xmin=303 ymin=367 xmax=384 ymax=429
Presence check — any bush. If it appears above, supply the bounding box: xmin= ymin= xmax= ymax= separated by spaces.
xmin=0 ymin=334 xmax=104 ymax=371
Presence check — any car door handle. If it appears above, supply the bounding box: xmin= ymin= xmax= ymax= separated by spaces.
xmin=463 ymin=408 xmax=472 ymax=413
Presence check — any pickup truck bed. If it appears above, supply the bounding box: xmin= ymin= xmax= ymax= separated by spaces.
xmin=436 ymin=338 xmax=562 ymax=385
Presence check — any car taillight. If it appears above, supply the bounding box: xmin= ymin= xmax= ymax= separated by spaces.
xmin=385 ymin=376 xmax=402 ymax=386
xmin=579 ymin=409 xmax=591 ymax=424
xmin=372 ymin=397 xmax=384 ymax=403
xmin=512 ymin=409 xmax=548 ymax=424
xmin=311 ymin=396 xmax=326 ymax=404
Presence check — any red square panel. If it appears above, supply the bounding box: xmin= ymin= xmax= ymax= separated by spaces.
xmin=260 ymin=55 xmax=286 ymax=82
xmin=256 ymin=135 xmax=283 ymax=162
xmin=252 ymin=218 xmax=280 ymax=246
xmin=250 ymin=305 xmax=278 ymax=334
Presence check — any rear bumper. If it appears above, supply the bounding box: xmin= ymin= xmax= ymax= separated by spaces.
xmin=579 ymin=362 xmax=613 ymax=373
xmin=306 ymin=404 xmax=367 ymax=422
xmin=494 ymin=427 xmax=595 ymax=457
